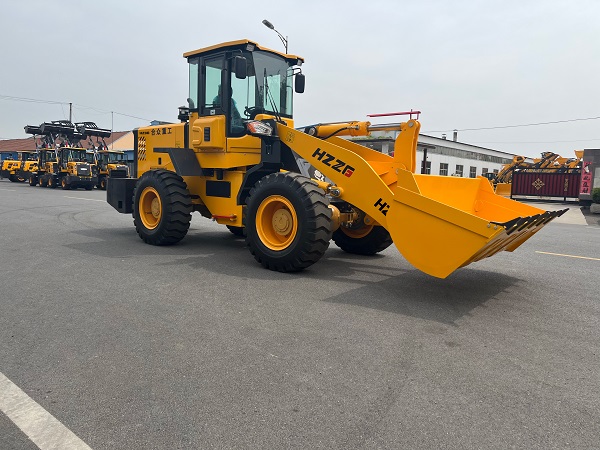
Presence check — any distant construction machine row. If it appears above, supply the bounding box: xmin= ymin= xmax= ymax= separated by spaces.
xmin=0 ymin=121 xmax=129 ymax=190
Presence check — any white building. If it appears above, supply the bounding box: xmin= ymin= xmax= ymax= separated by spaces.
xmin=351 ymin=133 xmax=521 ymax=178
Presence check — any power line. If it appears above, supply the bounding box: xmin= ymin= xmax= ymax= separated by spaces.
xmin=0 ymin=94 xmax=65 ymax=105
xmin=424 ymin=115 xmax=600 ymax=133
xmin=471 ymin=137 xmax=600 ymax=144
xmin=0 ymin=94 xmax=153 ymax=123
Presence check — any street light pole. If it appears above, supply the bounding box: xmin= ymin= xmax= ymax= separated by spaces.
xmin=262 ymin=19 xmax=288 ymax=54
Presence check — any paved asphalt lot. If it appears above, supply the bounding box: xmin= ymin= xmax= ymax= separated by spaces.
xmin=0 ymin=179 xmax=599 ymax=449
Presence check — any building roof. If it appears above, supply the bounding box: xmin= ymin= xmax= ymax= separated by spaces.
xmin=0 ymin=131 xmax=131 ymax=153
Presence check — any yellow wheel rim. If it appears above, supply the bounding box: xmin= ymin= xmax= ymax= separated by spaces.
xmin=256 ymin=195 xmax=298 ymax=251
xmin=139 ymin=187 xmax=162 ymax=230
xmin=341 ymin=224 xmax=374 ymax=239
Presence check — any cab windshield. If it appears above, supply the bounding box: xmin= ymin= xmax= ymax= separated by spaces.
xmin=67 ymin=149 xmax=87 ymax=162
xmin=108 ymin=152 xmax=125 ymax=163
xmin=231 ymin=50 xmax=294 ymax=118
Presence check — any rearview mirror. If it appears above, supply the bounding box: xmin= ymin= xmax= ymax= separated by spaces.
xmin=234 ymin=56 xmax=247 ymax=79
xmin=295 ymin=73 xmax=305 ymax=93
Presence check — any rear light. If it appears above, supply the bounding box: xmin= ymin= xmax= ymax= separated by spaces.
xmin=246 ymin=121 xmax=273 ymax=136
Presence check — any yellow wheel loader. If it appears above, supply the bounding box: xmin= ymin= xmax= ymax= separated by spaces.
xmin=28 ymin=149 xmax=56 ymax=187
xmin=76 ymin=122 xmax=129 ymax=190
xmin=107 ymin=40 xmax=566 ymax=278
xmin=25 ymin=122 xmax=98 ymax=190
xmin=1 ymin=151 xmax=38 ymax=182
xmin=92 ymin=149 xmax=129 ymax=190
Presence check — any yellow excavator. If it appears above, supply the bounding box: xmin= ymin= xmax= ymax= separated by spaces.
xmin=107 ymin=39 xmax=566 ymax=278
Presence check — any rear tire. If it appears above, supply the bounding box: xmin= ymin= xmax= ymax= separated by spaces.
xmin=48 ymin=177 xmax=57 ymax=189
xmin=61 ymin=178 xmax=71 ymax=190
xmin=245 ymin=172 xmax=332 ymax=272
xmin=333 ymin=224 xmax=393 ymax=255
xmin=99 ymin=178 xmax=107 ymax=190
xmin=29 ymin=175 xmax=37 ymax=186
xmin=133 ymin=169 xmax=192 ymax=245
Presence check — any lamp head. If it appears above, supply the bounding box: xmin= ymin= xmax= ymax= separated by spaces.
xmin=262 ymin=19 xmax=275 ymax=30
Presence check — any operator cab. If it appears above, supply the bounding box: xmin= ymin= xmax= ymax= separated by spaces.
xmin=184 ymin=39 xmax=305 ymax=137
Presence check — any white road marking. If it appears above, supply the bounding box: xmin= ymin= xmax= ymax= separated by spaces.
xmin=64 ymin=196 xmax=105 ymax=202
xmin=0 ymin=372 xmax=93 ymax=450
xmin=536 ymin=251 xmax=600 ymax=261
xmin=0 ymin=188 xmax=17 ymax=191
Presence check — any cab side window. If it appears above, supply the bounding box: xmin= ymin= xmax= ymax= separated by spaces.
xmin=203 ymin=57 xmax=224 ymax=112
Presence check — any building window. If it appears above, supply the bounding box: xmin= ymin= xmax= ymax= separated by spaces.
xmin=440 ymin=163 xmax=448 ymax=176
xmin=455 ymin=165 xmax=464 ymax=177
xmin=482 ymin=168 xmax=488 ymax=175
xmin=493 ymin=169 xmax=499 ymax=174
xmin=469 ymin=166 xmax=477 ymax=178
xmin=424 ymin=161 xmax=431 ymax=174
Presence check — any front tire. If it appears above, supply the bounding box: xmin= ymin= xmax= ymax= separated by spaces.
xmin=332 ymin=224 xmax=393 ymax=255
xmin=133 ymin=169 xmax=192 ymax=245
xmin=61 ymin=178 xmax=71 ymax=190
xmin=245 ymin=172 xmax=332 ymax=272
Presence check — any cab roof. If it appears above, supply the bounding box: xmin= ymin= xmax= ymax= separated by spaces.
xmin=183 ymin=39 xmax=304 ymax=64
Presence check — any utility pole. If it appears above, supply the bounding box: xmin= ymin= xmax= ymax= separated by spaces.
xmin=69 ymin=102 xmax=72 ymax=122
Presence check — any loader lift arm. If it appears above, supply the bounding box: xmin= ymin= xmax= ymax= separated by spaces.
xmin=272 ymin=119 xmax=566 ymax=278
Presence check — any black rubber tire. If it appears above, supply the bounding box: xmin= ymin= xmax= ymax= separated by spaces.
xmin=29 ymin=175 xmax=37 ymax=186
xmin=133 ymin=169 xmax=192 ymax=246
xmin=61 ymin=178 xmax=71 ymax=190
xmin=226 ymin=225 xmax=245 ymax=237
xmin=84 ymin=184 xmax=93 ymax=191
xmin=48 ymin=177 xmax=57 ymax=189
xmin=244 ymin=172 xmax=332 ymax=272
xmin=99 ymin=177 xmax=107 ymax=190
xmin=38 ymin=177 xmax=46 ymax=187
xmin=8 ymin=175 xmax=16 ymax=182
xmin=332 ymin=225 xmax=393 ymax=255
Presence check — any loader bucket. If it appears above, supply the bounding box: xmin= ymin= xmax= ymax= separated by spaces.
xmin=494 ymin=182 xmax=512 ymax=197
xmin=387 ymin=171 xmax=566 ymax=278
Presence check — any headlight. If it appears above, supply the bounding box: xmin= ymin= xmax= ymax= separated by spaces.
xmin=246 ymin=121 xmax=273 ymax=136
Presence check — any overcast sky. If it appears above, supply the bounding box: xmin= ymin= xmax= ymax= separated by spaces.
xmin=1 ymin=0 xmax=599 ymax=157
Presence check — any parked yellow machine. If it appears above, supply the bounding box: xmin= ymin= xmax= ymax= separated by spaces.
xmin=0 ymin=151 xmax=38 ymax=182
xmin=107 ymin=40 xmax=566 ymax=278
xmin=92 ymin=149 xmax=129 ymax=190
xmin=77 ymin=122 xmax=129 ymax=189
xmin=26 ymin=121 xmax=98 ymax=189
xmin=489 ymin=150 xmax=583 ymax=197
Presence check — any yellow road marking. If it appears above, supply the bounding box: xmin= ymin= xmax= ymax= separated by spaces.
xmin=536 ymin=251 xmax=600 ymax=261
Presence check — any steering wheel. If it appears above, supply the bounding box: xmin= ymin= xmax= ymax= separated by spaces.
xmin=244 ymin=106 xmax=263 ymax=119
